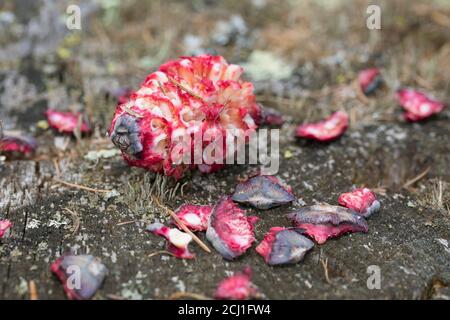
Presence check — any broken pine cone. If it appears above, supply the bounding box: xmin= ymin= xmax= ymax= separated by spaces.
xmin=50 ymin=254 xmax=108 ymax=300
xmin=206 ymin=197 xmax=258 ymax=260
xmin=396 ymin=88 xmax=445 ymax=122
xmin=288 ymin=204 xmax=368 ymax=244
xmin=0 ymin=219 xmax=12 ymax=238
xmin=45 ymin=109 xmax=91 ymax=134
xmin=214 ymin=266 xmax=264 ymax=300
xmin=358 ymin=68 xmax=382 ymax=95
xmin=109 ymin=54 xmax=261 ymax=179
xmin=172 ymin=204 xmax=213 ymax=232
xmin=295 ymin=111 xmax=348 ymax=142
xmin=256 ymin=227 xmax=314 ymax=265
xmin=147 ymin=222 xmax=195 ymax=259
xmin=232 ymin=175 xmax=295 ymax=209
xmin=338 ymin=187 xmax=380 ymax=218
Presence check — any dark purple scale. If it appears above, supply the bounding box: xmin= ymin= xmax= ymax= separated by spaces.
xmin=51 ymin=254 xmax=108 ymax=300
xmin=232 ymin=175 xmax=295 ymax=210
xmin=268 ymin=229 xmax=314 ymax=265
xmin=287 ymin=204 xmax=368 ymax=244
xmin=258 ymin=106 xmax=285 ymax=126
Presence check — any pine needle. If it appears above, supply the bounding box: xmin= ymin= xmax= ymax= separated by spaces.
xmin=53 ymin=178 xmax=111 ymax=193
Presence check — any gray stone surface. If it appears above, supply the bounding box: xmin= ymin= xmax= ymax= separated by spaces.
xmin=1 ymin=116 xmax=449 ymax=299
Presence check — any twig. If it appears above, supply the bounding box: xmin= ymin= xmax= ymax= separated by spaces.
xmin=168 ymin=77 xmax=203 ymax=100
xmin=52 ymin=158 xmax=61 ymax=177
xmin=431 ymin=11 xmax=450 ymax=29
xmin=353 ymin=79 xmax=371 ymax=105
xmin=350 ymin=107 xmax=357 ymax=127
xmin=64 ymin=208 xmax=80 ymax=235
xmin=53 ymin=178 xmax=112 ymax=193
xmin=122 ymin=105 xmax=143 ymax=118
xmin=168 ymin=208 xmax=211 ymax=253
xmin=29 ymin=280 xmax=38 ymax=300
xmin=157 ymin=80 xmax=168 ymax=96
xmin=214 ymin=100 xmax=230 ymax=121
xmin=148 ymin=250 xmax=177 ymax=258
xmin=106 ymin=294 xmax=127 ymax=300
xmin=402 ymin=167 xmax=431 ymax=189
xmin=152 ymin=196 xmax=211 ymax=253
xmin=320 ymin=258 xmax=332 ymax=284
xmin=116 ymin=220 xmax=140 ymax=226
xmin=168 ymin=292 xmax=212 ymax=300
xmin=180 ymin=182 xmax=188 ymax=197
xmin=414 ymin=75 xmax=433 ymax=90
xmin=74 ymin=115 xmax=83 ymax=142
xmin=372 ymin=187 xmax=387 ymax=196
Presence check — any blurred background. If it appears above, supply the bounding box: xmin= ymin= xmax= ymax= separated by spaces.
xmin=1 ymin=0 xmax=449 ymax=131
